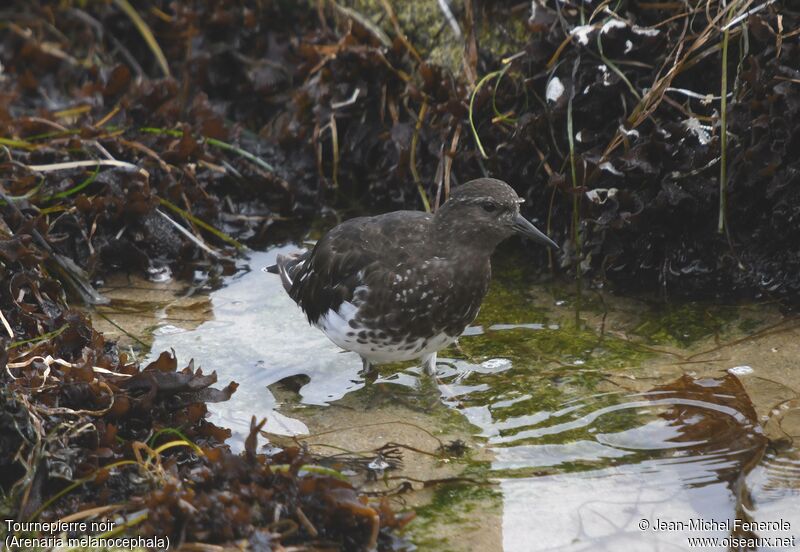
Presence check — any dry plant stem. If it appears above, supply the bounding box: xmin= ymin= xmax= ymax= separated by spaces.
xmin=155 ymin=208 xmax=225 ymax=259
xmin=332 ymin=3 xmax=391 ymax=47
xmin=168 ymin=205 xmax=243 ymax=249
xmin=434 ymin=144 xmax=446 ymax=211
xmin=317 ymin=0 xmax=330 ymax=34
xmin=599 ymin=0 xmax=752 ymax=164
xmin=378 ymin=0 xmax=423 ymax=64
xmin=330 ymin=113 xmax=340 ymax=188
xmin=546 ymin=176 xmax=558 ymax=272
xmin=295 ymin=506 xmax=319 ymax=538
xmin=434 ymin=123 xmax=461 ymax=210
xmin=411 ymin=99 xmax=431 ymax=212
xmin=21 ymin=117 xmax=67 ymax=132
xmin=58 ymin=504 xmax=122 ymax=524
xmin=313 ymin=122 xmax=324 ymax=181
xmin=117 ymin=138 xmax=171 ymax=173
xmin=0 ymin=309 xmax=14 ymax=338
xmin=93 ymin=105 xmax=121 ymax=128
xmin=7 ymin=23 xmax=87 ymax=69
xmin=568 ymin=57 xmax=582 ymax=327
xmin=444 ymin=124 xmax=461 ymax=202
xmin=26 ymin=159 xmax=145 ymax=175
xmin=718 ymin=4 xmax=732 ymax=233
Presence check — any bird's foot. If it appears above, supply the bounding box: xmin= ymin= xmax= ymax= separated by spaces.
xmin=359 ymin=357 xmax=379 ymax=383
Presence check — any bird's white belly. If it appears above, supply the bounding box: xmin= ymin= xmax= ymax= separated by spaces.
xmin=315 ymin=302 xmax=457 ymax=363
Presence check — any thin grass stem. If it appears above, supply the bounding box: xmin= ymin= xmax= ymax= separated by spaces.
xmin=113 ymin=0 xmax=171 ymax=77
xmin=410 ymin=99 xmax=431 ymax=212
xmin=469 ymin=71 xmax=503 ymax=159
xmin=50 ymin=164 xmax=100 ymax=200
xmin=567 ymin=59 xmax=582 ymax=328
xmin=718 ymin=14 xmax=731 ymax=233
xmin=157 ymin=198 xmax=245 ymax=251
xmin=8 ymin=323 xmax=69 ymax=350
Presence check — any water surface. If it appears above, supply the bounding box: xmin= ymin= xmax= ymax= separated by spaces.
xmin=94 ymin=247 xmax=800 ymax=551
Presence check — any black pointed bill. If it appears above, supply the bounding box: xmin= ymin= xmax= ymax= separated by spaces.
xmin=512 ymin=213 xmax=559 ymax=249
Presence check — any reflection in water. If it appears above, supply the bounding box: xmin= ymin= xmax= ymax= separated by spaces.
xmin=445 ymin=362 xmax=772 ymax=550
xmin=147 ymin=247 xmax=370 ymax=442
xmin=109 ymin=247 xmax=800 ymax=551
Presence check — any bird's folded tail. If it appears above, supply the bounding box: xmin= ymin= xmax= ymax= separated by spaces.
xmin=265 ymin=251 xmax=309 ymax=294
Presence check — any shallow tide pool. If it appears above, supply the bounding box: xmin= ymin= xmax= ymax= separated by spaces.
xmin=93 ymin=246 xmax=800 ymax=551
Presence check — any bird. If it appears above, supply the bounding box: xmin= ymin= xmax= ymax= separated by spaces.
xmin=267 ymin=178 xmax=559 ymax=375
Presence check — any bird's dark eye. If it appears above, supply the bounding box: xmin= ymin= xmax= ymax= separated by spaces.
xmin=481 ymin=202 xmax=497 ymax=213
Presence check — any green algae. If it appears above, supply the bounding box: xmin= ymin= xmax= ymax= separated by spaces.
xmin=476 ymin=12 xmax=529 ymax=59
xmin=477 ymin=287 xmax=550 ymax=328
xmin=631 ymin=302 xmax=739 ymax=347
xmin=456 ymin=321 xmax=652 ymax=406
xmin=405 ymin=465 xmax=501 ymax=552
xmin=340 ymin=0 xmax=530 ymax=76
xmin=737 ymin=316 xmax=766 ymax=334
xmin=344 ymin=0 xmax=465 ymax=73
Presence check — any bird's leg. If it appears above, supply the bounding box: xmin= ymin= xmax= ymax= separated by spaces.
xmin=359 ymin=356 xmax=378 ymax=383
xmin=422 ymin=352 xmax=438 ymax=375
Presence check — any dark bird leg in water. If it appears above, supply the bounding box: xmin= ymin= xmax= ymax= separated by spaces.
xmin=360 ymin=356 xmax=375 ymax=376
xmin=360 ymin=356 xmax=380 ymax=386
xmin=422 ymin=352 xmax=438 ymax=375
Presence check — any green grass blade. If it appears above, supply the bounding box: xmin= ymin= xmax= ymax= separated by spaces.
xmin=158 ymin=197 xmax=245 ymax=250
xmin=139 ymin=127 xmax=275 ymax=172
xmin=469 ymin=71 xmax=503 ymax=159
xmin=8 ymin=323 xmax=69 ymax=350
xmin=206 ymin=137 xmax=276 ymax=172
xmin=113 ymin=0 xmax=171 ymax=78
xmin=50 ymin=164 xmax=100 ymax=200
xmin=0 ymin=137 xmax=35 ymax=149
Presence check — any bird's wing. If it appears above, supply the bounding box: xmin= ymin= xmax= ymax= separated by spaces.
xmin=272 ymin=251 xmax=310 ymax=294
xmin=287 ymin=212 xmax=431 ymax=324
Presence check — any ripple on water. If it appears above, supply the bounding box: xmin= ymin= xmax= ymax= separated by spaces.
xmin=441 ymin=355 xmax=778 ymax=551
xmin=129 ymin=245 xmax=799 ymax=551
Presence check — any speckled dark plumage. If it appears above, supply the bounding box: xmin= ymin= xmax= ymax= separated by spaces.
xmin=268 ymin=178 xmax=557 ymax=373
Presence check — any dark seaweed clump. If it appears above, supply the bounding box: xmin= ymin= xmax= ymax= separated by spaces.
xmin=0 ymin=226 xmax=412 ymax=549
xmin=2 ymin=1 xmax=800 ymax=302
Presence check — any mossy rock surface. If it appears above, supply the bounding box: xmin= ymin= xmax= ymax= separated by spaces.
xmin=342 ymin=0 xmax=529 ymax=74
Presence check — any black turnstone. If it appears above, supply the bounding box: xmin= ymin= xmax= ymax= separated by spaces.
xmin=267 ymin=178 xmax=558 ymax=374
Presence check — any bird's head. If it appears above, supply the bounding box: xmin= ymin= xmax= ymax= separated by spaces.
xmin=433 ymin=178 xmax=559 ymax=254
